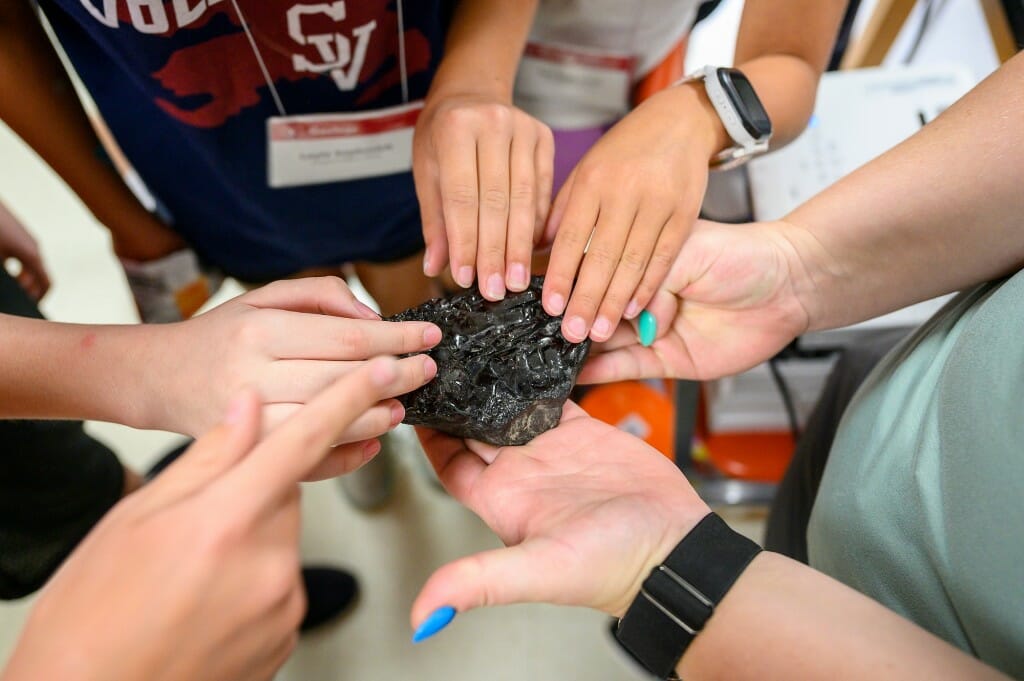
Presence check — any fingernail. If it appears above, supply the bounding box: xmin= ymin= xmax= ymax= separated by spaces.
xmin=412 ymin=606 xmax=457 ymax=644
xmin=485 ymin=273 xmax=505 ymax=300
xmin=638 ymin=310 xmax=657 ymax=347
xmin=565 ymin=316 xmax=587 ymax=342
xmin=224 ymin=395 xmax=246 ymax=425
xmin=507 ymin=263 xmax=528 ymax=291
xmin=364 ymin=439 xmax=382 ymax=461
xmin=592 ymin=316 xmax=612 ymax=340
xmin=423 ymin=325 xmax=442 ymax=346
xmin=356 ymin=300 xmax=380 ymax=319
xmin=422 ymin=249 xmax=432 ymax=276
xmin=624 ymin=300 xmax=640 ymax=319
xmin=456 ymin=266 xmax=474 ymax=289
xmin=390 ymin=402 xmax=405 ymax=427
xmin=548 ymin=293 xmax=565 ymax=315
xmin=423 ymin=355 xmax=438 ymax=380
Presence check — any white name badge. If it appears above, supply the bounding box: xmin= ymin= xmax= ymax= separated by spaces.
xmin=267 ymin=101 xmax=423 ymax=188
xmin=515 ymin=42 xmax=636 ymax=126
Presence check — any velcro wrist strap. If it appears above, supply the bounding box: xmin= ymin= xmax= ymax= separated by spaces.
xmin=614 ymin=513 xmax=761 ymax=679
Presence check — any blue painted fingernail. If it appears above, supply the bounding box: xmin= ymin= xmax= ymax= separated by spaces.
xmin=412 ymin=606 xmax=456 ymax=643
xmin=638 ymin=310 xmax=657 ymax=347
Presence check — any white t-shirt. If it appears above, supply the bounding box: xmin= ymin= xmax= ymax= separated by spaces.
xmin=516 ymin=0 xmax=700 ymax=128
xmin=530 ymin=0 xmax=699 ymax=78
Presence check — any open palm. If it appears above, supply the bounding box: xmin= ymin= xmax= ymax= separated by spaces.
xmin=412 ymin=403 xmax=709 ymax=626
xmin=580 ymin=219 xmax=813 ymax=384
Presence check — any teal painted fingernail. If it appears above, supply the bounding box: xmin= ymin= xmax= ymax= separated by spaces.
xmin=412 ymin=606 xmax=456 ymax=643
xmin=638 ymin=310 xmax=657 ymax=347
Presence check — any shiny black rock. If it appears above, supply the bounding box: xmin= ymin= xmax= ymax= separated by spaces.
xmin=387 ymin=276 xmax=590 ymax=446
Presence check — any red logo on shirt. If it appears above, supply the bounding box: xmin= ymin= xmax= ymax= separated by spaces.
xmin=80 ymin=1 xmax=433 ymax=128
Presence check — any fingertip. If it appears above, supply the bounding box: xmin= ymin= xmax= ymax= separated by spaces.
xmin=369 ymin=356 xmax=400 ymax=386
xmin=483 ymin=272 xmax=505 ymax=301
xmin=455 ymin=266 xmax=474 ymax=289
xmin=561 ymin=315 xmax=587 ymax=344
xmin=412 ymin=605 xmax=457 ymax=644
xmin=590 ymin=316 xmax=614 ymax=342
xmin=544 ymin=291 xmax=566 ymax=317
xmin=422 ymin=354 xmax=438 ymax=381
xmin=624 ymin=299 xmax=641 ymax=320
xmin=506 ymin=262 xmax=529 ymax=292
xmin=423 ymin=323 xmax=442 ymax=347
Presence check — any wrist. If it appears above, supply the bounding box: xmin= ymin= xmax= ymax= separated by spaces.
xmin=770 ymin=218 xmax=842 ymax=333
xmin=657 ymin=82 xmax=732 ymax=162
xmin=611 ymin=500 xmax=712 ymax=619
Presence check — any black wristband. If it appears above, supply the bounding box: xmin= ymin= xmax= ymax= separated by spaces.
xmin=614 ymin=512 xmax=761 ymax=679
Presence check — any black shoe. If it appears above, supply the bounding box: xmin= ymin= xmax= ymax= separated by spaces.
xmin=147 ymin=441 xmax=361 ymax=633
xmin=300 ymin=566 xmax=359 ymax=631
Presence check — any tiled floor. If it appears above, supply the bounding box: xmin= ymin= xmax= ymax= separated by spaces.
xmin=0 ymin=5 xmax=771 ymax=678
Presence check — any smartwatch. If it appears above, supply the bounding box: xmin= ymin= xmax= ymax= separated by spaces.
xmin=678 ymin=66 xmax=772 ymax=170
xmin=613 ymin=513 xmax=762 ymax=679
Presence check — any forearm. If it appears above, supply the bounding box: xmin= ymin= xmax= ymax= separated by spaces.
xmin=677 ymin=552 xmax=1007 ymax=680
xmin=784 ymin=52 xmax=1024 ymax=331
xmin=653 ymin=0 xmax=844 ymax=163
xmin=426 ymin=0 xmax=538 ymax=102
xmin=0 ymin=1 xmax=159 ymax=237
xmin=0 ymin=315 xmax=156 ymax=428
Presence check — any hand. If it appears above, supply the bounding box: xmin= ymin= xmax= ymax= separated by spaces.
xmin=410 ymin=402 xmax=710 ymax=634
xmin=110 ymin=214 xmax=187 ymax=263
xmin=414 ymin=93 xmax=554 ymax=300
xmin=137 ymin=277 xmax=441 ymax=461
xmin=579 ymin=219 xmax=813 ymax=384
xmin=542 ymin=84 xmax=724 ymax=343
xmin=0 ymin=202 xmax=50 ymax=300
xmin=1 ymin=357 xmax=419 ymax=681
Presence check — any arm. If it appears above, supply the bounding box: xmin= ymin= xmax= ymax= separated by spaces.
xmin=412 ymin=409 xmax=1009 ymax=680
xmin=2 ymin=358 xmax=423 ymax=681
xmin=541 ymin=0 xmax=847 ymax=345
xmin=0 ymin=0 xmax=183 ymax=260
xmin=785 ymin=50 xmax=1024 ymax=331
xmin=0 ymin=278 xmax=440 ymax=446
xmin=414 ymin=0 xmax=553 ymax=300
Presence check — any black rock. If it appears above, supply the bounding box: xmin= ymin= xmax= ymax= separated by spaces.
xmin=387 ymin=276 xmax=590 ymax=446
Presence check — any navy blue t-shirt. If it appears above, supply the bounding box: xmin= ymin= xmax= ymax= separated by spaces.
xmin=40 ymin=0 xmax=454 ymax=280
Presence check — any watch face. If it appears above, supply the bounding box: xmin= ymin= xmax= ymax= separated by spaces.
xmin=717 ymin=68 xmax=772 ymax=139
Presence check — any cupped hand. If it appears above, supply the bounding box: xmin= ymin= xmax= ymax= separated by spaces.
xmin=0 ymin=201 xmax=50 ymax=300
xmin=579 ymin=219 xmax=814 ymax=384
xmin=410 ymin=402 xmax=709 ymax=633
xmin=141 ymin=277 xmax=440 ymax=459
xmin=414 ymin=93 xmax=554 ymax=300
xmin=2 ymin=357 xmax=415 ymax=681
xmin=542 ymin=87 xmax=717 ymax=343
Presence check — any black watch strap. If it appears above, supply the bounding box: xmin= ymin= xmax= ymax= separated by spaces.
xmin=614 ymin=513 xmax=761 ymax=679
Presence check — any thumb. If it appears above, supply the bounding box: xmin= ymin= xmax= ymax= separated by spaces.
xmin=140 ymin=389 xmax=261 ymax=510
xmin=411 ymin=543 xmax=562 ymax=638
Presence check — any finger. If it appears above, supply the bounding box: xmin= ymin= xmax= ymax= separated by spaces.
xmin=15 ymin=269 xmax=42 ymax=301
xmin=542 ymin=181 xmax=598 ymax=317
xmin=560 ymin=201 xmax=636 ymax=343
xmin=241 ymin=277 xmax=380 ymax=321
xmin=595 ymin=287 xmax=678 ymax=353
xmin=219 ymin=356 xmax=434 ymax=507
xmin=577 ymin=346 xmax=668 ymax=384
xmin=141 ymin=389 xmax=261 ymax=509
xmin=533 ymin=124 xmax=555 ymax=244
xmin=541 ymin=168 xmax=575 ymax=247
xmin=416 ymin=427 xmax=487 ymax=501
xmin=626 ymin=215 xmax=689 ymax=321
xmin=305 ymin=439 xmax=381 ymax=480
xmin=591 ymin=207 xmax=670 ymax=339
xmin=261 ymin=312 xmax=442 ymax=360
xmin=414 ymin=156 xmax=449 ymax=278
xmin=504 ymin=127 xmax=538 ymax=293
xmin=411 ymin=544 xmax=557 ymax=630
xmin=476 ymin=123 xmax=513 ymax=301
xmin=438 ymin=132 xmax=480 ymax=289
